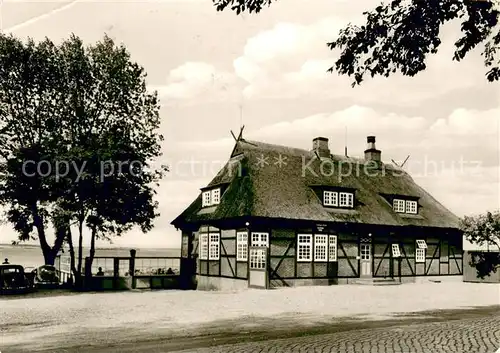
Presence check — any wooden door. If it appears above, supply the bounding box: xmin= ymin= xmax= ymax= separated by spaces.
xmin=360 ymin=243 xmax=372 ymax=277
xmin=248 ymin=246 xmax=269 ymax=289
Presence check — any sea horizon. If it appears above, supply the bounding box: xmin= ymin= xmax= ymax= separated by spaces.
xmin=0 ymin=242 xmax=180 ymax=250
xmin=0 ymin=243 xmax=180 ymax=268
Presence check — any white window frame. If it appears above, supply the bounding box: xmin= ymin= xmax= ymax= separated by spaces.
xmin=249 ymin=248 xmax=266 ymax=269
xmin=208 ymin=233 xmax=220 ymax=260
xmin=391 ymin=244 xmax=401 ymax=257
xmin=416 ymin=239 xmax=427 ymax=249
xmin=339 ymin=192 xmax=354 ymax=208
xmin=297 ymin=234 xmax=312 ymax=262
xmin=328 ymin=235 xmax=337 ymax=262
xmin=406 ymin=200 xmax=417 ymax=214
xmin=314 ymin=234 xmax=328 ymax=262
xmin=236 ymin=231 xmax=248 ymax=262
xmin=393 ymin=199 xmax=405 ymax=213
xmin=323 ymin=191 xmax=338 ymax=206
xmin=211 ymin=188 xmax=220 ymax=205
xmin=199 ymin=234 xmax=208 ymax=260
xmin=416 ymin=248 xmax=425 ymax=263
xmin=202 ymin=191 xmax=211 ymax=207
xmin=360 ymin=243 xmax=371 ymax=260
xmin=202 ymin=188 xmax=222 ymax=207
xmin=251 ymin=232 xmax=269 ymax=247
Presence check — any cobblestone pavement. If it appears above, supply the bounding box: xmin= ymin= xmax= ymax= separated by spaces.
xmin=4 ymin=306 xmax=499 ymax=352
xmin=173 ymin=316 xmax=500 ymax=353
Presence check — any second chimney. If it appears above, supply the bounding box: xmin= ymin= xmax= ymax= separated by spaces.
xmin=312 ymin=137 xmax=330 ymax=158
xmin=364 ymin=136 xmax=381 ymax=163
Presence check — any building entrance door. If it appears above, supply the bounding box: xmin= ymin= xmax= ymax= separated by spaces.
xmin=360 ymin=243 xmax=372 ymax=277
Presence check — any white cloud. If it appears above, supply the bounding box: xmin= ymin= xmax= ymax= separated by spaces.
xmin=233 ymin=16 xmax=350 ymax=99
xmin=146 ymin=10 xmax=494 ymax=105
xmin=151 ymin=62 xmax=240 ymax=103
xmin=254 ymin=105 xmax=428 ymax=138
xmin=429 ymin=108 xmax=500 ymax=136
xmin=232 ymin=18 xmax=491 ymax=103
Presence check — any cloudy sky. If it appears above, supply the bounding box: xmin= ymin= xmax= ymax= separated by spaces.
xmin=0 ymin=0 xmax=498 ymax=249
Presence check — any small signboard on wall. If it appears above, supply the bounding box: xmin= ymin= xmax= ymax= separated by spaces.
xmin=316 ymin=223 xmax=327 ymax=232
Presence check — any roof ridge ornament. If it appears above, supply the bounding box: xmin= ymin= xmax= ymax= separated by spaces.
xmin=392 ymin=155 xmax=410 ymax=169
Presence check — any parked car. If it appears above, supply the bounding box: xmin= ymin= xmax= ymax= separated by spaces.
xmin=0 ymin=264 xmax=35 ymax=295
xmin=31 ymin=265 xmax=60 ymax=288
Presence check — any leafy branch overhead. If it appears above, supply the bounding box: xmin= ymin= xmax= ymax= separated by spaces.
xmin=213 ymin=0 xmax=500 ymax=86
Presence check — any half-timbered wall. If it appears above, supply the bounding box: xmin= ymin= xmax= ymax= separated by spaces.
xmin=195 ymin=225 xmax=248 ymax=280
xmin=372 ymin=233 xmax=463 ymax=278
xmin=183 ymin=223 xmax=463 ymax=289
xmin=268 ymin=229 xmax=359 ymax=287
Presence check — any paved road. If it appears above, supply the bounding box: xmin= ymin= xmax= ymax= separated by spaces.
xmin=4 ymin=306 xmax=500 ymax=353
xmin=172 ymin=315 xmax=500 ymax=353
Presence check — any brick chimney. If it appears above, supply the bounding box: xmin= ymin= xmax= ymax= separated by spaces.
xmin=364 ymin=136 xmax=381 ymax=163
xmin=312 ymin=137 xmax=330 ymax=158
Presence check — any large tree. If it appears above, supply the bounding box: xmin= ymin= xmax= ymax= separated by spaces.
xmin=52 ymin=35 xmax=165 ymax=284
xmin=0 ymin=34 xmax=165 ymax=272
xmin=0 ymin=36 xmax=68 ymax=265
xmin=461 ymin=211 xmax=500 ymax=278
xmin=213 ymin=0 xmax=500 ymax=85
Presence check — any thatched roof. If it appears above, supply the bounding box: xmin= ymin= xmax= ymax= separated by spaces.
xmin=171 ymin=139 xmax=460 ymax=230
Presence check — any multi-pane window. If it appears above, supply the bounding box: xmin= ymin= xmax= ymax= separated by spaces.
xmin=314 ymin=234 xmax=328 ymax=261
xmin=416 ymin=248 xmax=425 ymax=263
xmin=251 ymin=232 xmax=269 ymax=247
xmin=297 ymin=234 xmax=312 ymax=262
xmin=415 ymin=239 xmax=427 ymax=263
xmin=201 ymin=188 xmax=221 ymax=207
xmin=208 ymin=233 xmax=220 ymax=260
xmin=323 ymin=191 xmax=354 ymax=208
xmin=339 ymin=192 xmax=354 ymax=207
xmin=297 ymin=234 xmax=337 ymax=262
xmin=360 ymin=244 xmax=371 ymax=260
xmin=393 ymin=199 xmax=418 ymax=214
xmin=328 ymin=235 xmax=337 ymax=261
xmin=202 ymin=191 xmax=211 ymax=207
xmin=249 ymin=248 xmax=266 ymax=269
xmin=406 ymin=200 xmax=417 ymax=214
xmin=393 ymin=199 xmax=405 ymax=213
xmin=199 ymin=234 xmax=208 ymax=260
xmin=323 ymin=191 xmax=338 ymax=206
xmin=236 ymin=232 xmax=248 ymax=261
xmin=392 ymin=244 xmax=401 ymax=257
xmin=416 ymin=239 xmax=427 ymax=249
xmin=211 ymin=189 xmax=220 ymax=205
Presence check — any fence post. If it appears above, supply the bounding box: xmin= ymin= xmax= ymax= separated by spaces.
xmin=113 ymin=258 xmax=119 ymax=290
xmin=84 ymin=257 xmax=92 ymax=290
xmin=129 ymin=249 xmax=136 ymax=289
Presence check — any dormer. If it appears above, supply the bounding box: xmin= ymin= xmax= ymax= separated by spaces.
xmin=201 ymin=186 xmax=222 ymax=207
xmin=381 ymin=193 xmax=419 ymax=214
xmin=311 ymin=185 xmax=356 ymax=209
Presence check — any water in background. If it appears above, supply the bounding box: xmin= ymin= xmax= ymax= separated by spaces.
xmin=0 ymin=244 xmax=180 ymax=268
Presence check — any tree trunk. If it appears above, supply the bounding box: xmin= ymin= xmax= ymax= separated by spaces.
xmin=66 ymin=226 xmax=79 ymax=288
xmin=87 ymin=226 xmax=97 ymax=278
xmin=76 ymin=217 xmax=84 ymax=285
xmin=32 ymin=205 xmax=67 ymax=265
xmin=31 ymin=205 xmax=54 ymax=265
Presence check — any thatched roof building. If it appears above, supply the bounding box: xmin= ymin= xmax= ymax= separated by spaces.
xmin=172 ymin=136 xmax=463 ymax=290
